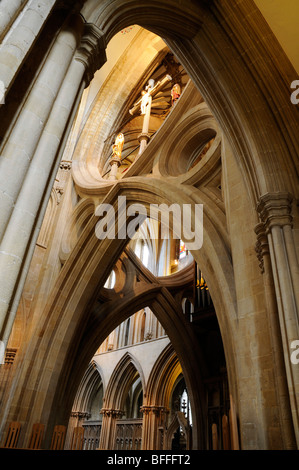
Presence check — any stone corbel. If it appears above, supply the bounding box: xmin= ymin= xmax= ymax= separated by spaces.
xmin=75 ymin=23 xmax=107 ymax=86
xmin=141 ymin=405 xmax=169 ymax=418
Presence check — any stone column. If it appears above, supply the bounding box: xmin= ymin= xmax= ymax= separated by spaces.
xmin=0 ymin=0 xmax=57 ymax=97
xmin=0 ymin=0 xmax=29 ymax=41
xmin=98 ymin=408 xmax=124 ymax=449
xmin=138 ymin=94 xmax=152 ymax=156
xmin=257 ymin=192 xmax=299 ymax=446
xmin=0 ymin=13 xmax=83 ymax=241
xmin=141 ymin=405 xmax=169 ymax=450
xmin=0 ymin=19 xmax=107 ymax=363
xmin=108 ymin=156 xmax=121 ymax=180
xmin=255 ymin=222 xmax=296 ymax=448
xmin=65 ymin=411 xmax=90 ymax=450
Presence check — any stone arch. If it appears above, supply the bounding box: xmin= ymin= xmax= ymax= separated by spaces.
xmin=102 ymin=352 xmax=145 ymax=412
xmin=6 ymin=182 xmax=234 ymax=449
xmin=81 ymin=0 xmax=202 ymax=42
xmin=72 ymin=361 xmax=104 ymax=413
xmin=98 ymin=351 xmax=145 ymax=449
xmin=59 ymin=197 xmax=96 ymax=265
xmin=145 ymin=343 xmax=182 ymax=408
xmin=65 ymin=361 xmax=104 ymax=449
xmin=65 ymin=281 xmax=208 ymax=449
xmin=155 ymin=101 xmax=219 ymax=178
xmin=0 ymin=0 xmax=298 ymax=451
xmin=140 ymin=343 xmax=184 ymax=450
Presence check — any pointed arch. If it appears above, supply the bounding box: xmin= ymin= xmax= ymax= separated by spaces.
xmin=2 ymin=0 xmax=298 ymax=452
xmin=103 ymin=352 xmax=145 ymax=412
xmin=6 ymin=178 xmax=234 ymax=450
xmin=81 ymin=0 xmax=203 ymax=42
xmin=145 ymin=343 xmax=182 ymax=408
xmin=72 ymin=361 xmax=104 ymax=414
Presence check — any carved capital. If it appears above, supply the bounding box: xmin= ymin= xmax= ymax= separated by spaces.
xmin=100 ymin=408 xmax=124 ymax=419
xmin=140 ymin=405 xmax=169 ymax=417
xmin=109 ymin=156 xmax=121 ymax=167
xmin=75 ymin=23 xmax=107 ymax=86
xmin=257 ymin=192 xmax=293 ymax=232
xmin=137 ymin=132 xmax=151 ymax=144
xmin=71 ymin=411 xmax=91 ymax=420
xmin=140 ymin=405 xmax=151 ymax=415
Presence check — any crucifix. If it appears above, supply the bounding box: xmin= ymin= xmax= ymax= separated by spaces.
xmin=129 ymin=74 xmax=172 ymax=156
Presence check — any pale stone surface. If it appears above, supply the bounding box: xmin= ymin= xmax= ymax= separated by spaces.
xmin=0 ymin=0 xmax=298 ymax=452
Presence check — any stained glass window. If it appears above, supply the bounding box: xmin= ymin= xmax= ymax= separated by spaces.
xmin=179 ymin=240 xmax=187 ymax=259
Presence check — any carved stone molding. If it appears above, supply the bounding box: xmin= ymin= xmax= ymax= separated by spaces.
xmin=144 ymin=331 xmax=153 ymax=341
xmin=257 ymin=192 xmax=293 ymax=232
xmin=4 ymin=348 xmax=17 ymax=366
xmin=71 ymin=411 xmax=91 ymax=420
xmin=100 ymin=408 xmax=124 ymax=419
xmin=54 ymin=161 xmax=72 ymax=203
xmin=60 ymin=160 xmax=72 ymax=171
xmin=140 ymin=405 xmax=169 ymax=417
xmin=254 ymin=222 xmax=269 ymax=274
xmin=255 ymin=192 xmax=294 ymax=272
xmin=75 ymin=23 xmax=107 ymax=86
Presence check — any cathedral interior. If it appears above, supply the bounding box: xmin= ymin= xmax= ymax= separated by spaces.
xmin=0 ymin=0 xmax=298 ymax=452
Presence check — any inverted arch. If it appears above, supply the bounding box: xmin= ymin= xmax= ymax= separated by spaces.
xmin=2 ymin=0 xmax=298 ymax=452
xmin=51 ymin=279 xmax=210 ymax=449
xmin=7 ymin=179 xmax=237 ymax=449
